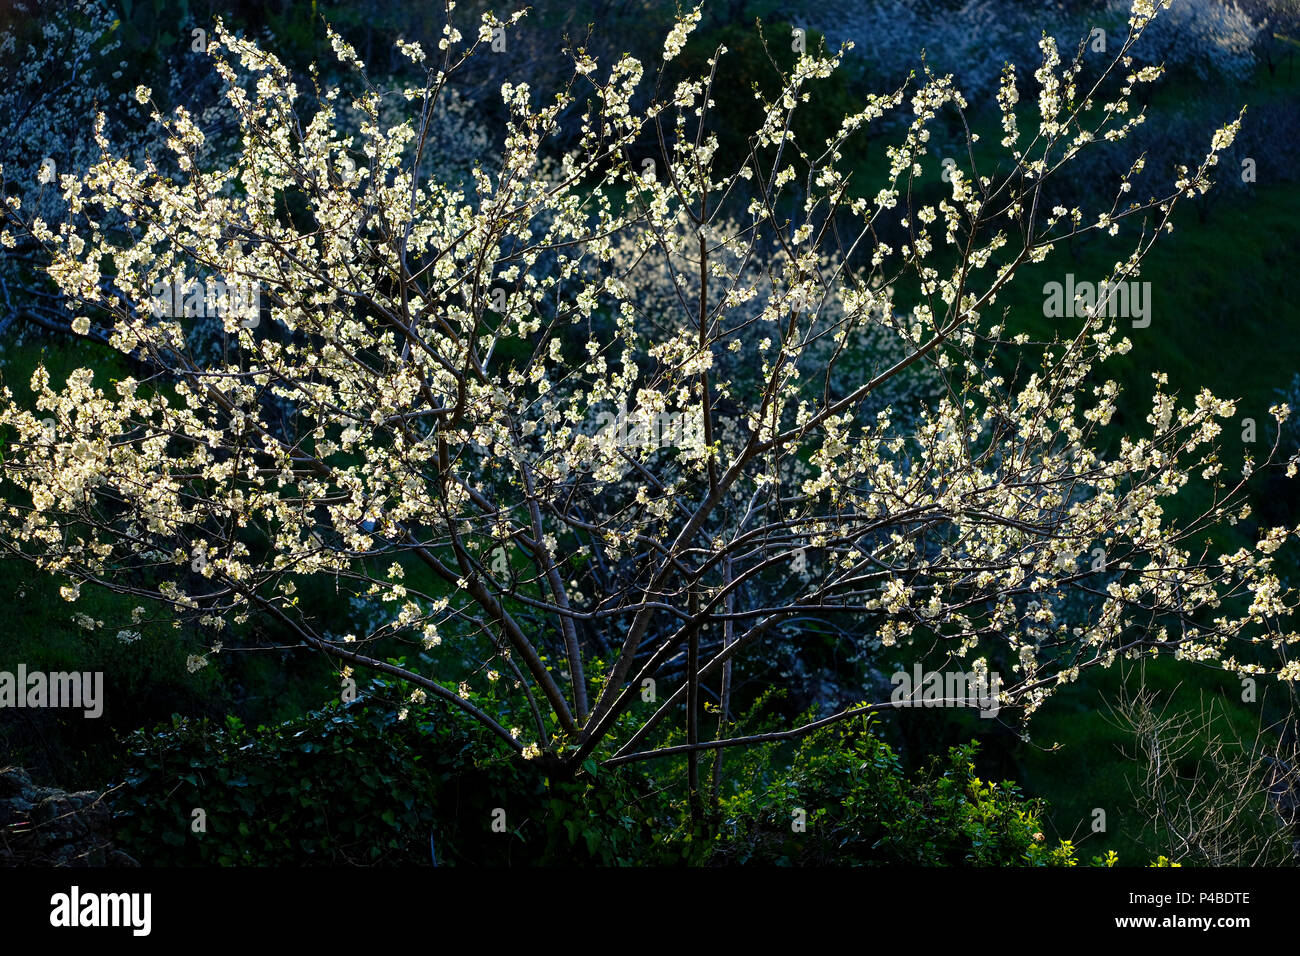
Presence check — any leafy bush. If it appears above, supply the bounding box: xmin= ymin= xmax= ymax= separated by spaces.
xmin=112 ymin=679 xmax=657 ymax=865
xmin=709 ymin=718 xmax=1088 ymax=865
xmin=112 ymin=690 xmax=1118 ymax=866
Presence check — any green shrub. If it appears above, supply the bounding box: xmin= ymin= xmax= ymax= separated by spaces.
xmin=112 ymin=689 xmax=1122 ymax=866
xmin=709 ymin=717 xmax=1085 ymax=866
xmin=112 ymin=678 xmax=656 ymax=865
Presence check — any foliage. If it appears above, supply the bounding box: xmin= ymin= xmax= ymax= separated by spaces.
xmin=113 ymin=677 xmax=657 ymax=865
xmin=114 ymin=691 xmax=1126 ymax=866
xmin=708 ymin=717 xmax=1084 ymax=865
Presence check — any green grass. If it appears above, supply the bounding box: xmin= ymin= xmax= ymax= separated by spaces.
xmin=989 ymin=180 xmax=1300 ymax=428
xmin=1015 ymin=655 xmax=1288 ymax=863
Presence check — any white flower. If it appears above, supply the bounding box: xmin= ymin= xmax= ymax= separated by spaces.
xmin=421 ymin=623 xmax=441 ymax=649
xmin=662 ymin=6 xmax=702 ymax=61
xmin=395 ymin=38 xmax=425 ymax=63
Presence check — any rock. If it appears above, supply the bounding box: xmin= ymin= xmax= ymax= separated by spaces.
xmin=0 ymin=765 xmax=135 ymax=867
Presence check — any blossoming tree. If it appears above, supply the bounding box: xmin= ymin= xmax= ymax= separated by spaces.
xmin=1 ymin=1 xmax=1296 ymax=811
